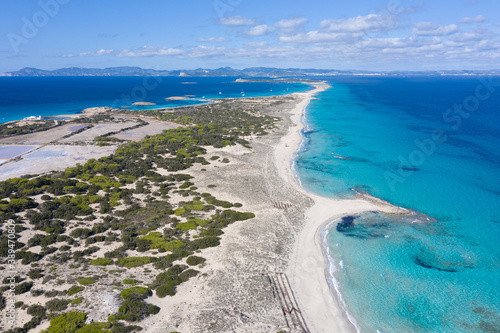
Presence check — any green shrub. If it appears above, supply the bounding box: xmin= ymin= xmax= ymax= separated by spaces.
xmin=173 ymin=208 xmax=185 ymax=216
xmin=176 ymin=222 xmax=197 ymax=231
xmin=45 ymin=298 xmax=71 ymax=312
xmin=75 ymin=322 xmax=111 ymax=333
xmin=155 ymin=283 xmax=176 ymax=298
xmin=117 ymin=257 xmax=157 ymax=268
xmin=27 ymin=304 xmax=46 ymax=318
xmin=42 ymin=311 xmax=87 ymax=333
xmin=90 ymin=258 xmax=113 ymax=266
xmin=45 ymin=290 xmax=62 ymax=297
xmin=15 ymin=281 xmax=33 ymax=295
xmin=186 ymin=256 xmax=206 ymax=266
xmin=17 ymin=250 xmax=43 ymax=264
xmin=141 ymin=233 xmax=185 ymax=252
xmin=179 ymin=269 xmax=199 ymax=282
xmin=123 ymin=279 xmax=140 ymax=285
xmin=78 ymin=277 xmax=97 ymax=285
xmin=70 ymin=228 xmax=94 ymax=239
xmin=71 ymin=297 xmax=83 ymax=305
xmin=150 ymin=265 xmax=189 ymax=298
xmin=120 ymin=287 xmax=151 ymax=300
xmin=29 ymin=268 xmax=44 ymax=279
xmin=179 ymin=182 xmax=193 ymax=189
xmin=148 ymin=305 xmax=160 ymax=315
xmin=67 ymin=286 xmax=84 ymax=296
xmin=188 ymin=236 xmax=220 ymax=250
xmin=2 ymin=275 xmax=23 ymax=284
xmin=31 ymin=289 xmax=45 ymax=296
xmin=115 ymin=294 xmax=159 ymax=322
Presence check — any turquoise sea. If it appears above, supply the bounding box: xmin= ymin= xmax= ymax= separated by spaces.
xmin=296 ymin=77 xmax=500 ymax=333
xmin=0 ymin=76 xmax=308 ymax=123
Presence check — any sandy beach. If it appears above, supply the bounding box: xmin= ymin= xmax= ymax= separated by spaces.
xmin=275 ymin=86 xmax=406 ymax=333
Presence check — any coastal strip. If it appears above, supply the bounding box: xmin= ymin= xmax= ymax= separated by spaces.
xmin=278 ymin=85 xmax=410 ymax=332
xmin=0 ymin=85 xmax=413 ymax=333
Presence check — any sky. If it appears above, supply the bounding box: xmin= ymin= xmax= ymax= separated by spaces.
xmin=1 ymin=0 xmax=499 ymax=73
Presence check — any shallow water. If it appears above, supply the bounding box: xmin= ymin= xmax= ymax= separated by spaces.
xmin=296 ymin=77 xmax=500 ymax=333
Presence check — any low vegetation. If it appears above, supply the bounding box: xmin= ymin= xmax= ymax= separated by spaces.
xmin=0 ymin=97 xmax=282 ymax=331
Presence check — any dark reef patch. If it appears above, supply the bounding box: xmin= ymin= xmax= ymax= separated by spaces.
xmin=336 ymin=215 xmax=356 ymax=232
xmin=401 ymin=166 xmax=420 ymax=172
xmin=335 ymin=214 xmax=391 ymax=239
xmin=413 ymin=249 xmax=476 ymax=273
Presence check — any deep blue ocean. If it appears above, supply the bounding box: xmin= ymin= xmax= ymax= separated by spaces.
xmin=0 ymin=76 xmax=308 ymax=123
xmin=296 ymin=77 xmax=500 ymax=333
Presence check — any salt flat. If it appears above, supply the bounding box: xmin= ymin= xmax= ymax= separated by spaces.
xmin=112 ymin=119 xmax=179 ymax=141
xmin=0 ymin=145 xmax=117 ymax=180
xmin=59 ymin=121 xmax=138 ymax=143
xmin=0 ymin=145 xmax=38 ymax=159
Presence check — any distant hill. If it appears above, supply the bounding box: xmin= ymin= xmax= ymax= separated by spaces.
xmin=2 ymin=66 xmax=499 ymax=77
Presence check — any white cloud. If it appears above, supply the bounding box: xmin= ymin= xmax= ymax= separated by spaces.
xmin=280 ymin=31 xmax=363 ymax=44
xmin=357 ymin=37 xmax=441 ymax=49
xmin=275 ymin=18 xmax=308 ymax=33
xmin=218 ymin=16 xmax=255 ymax=26
xmin=197 ymin=37 xmax=231 ymax=43
xmin=459 ymin=15 xmax=487 ymax=23
xmin=449 ymin=32 xmax=485 ymax=42
xmin=58 ymin=10 xmax=500 ymax=68
xmin=320 ymin=14 xmax=397 ymax=33
xmin=245 ymin=41 xmax=268 ymax=47
xmin=77 ymin=49 xmax=115 ymax=57
xmin=185 ymin=46 xmax=226 ymax=58
xmin=245 ymin=24 xmax=274 ymax=36
xmin=413 ymin=22 xmax=458 ymax=36
xmin=117 ymin=46 xmax=184 ymax=57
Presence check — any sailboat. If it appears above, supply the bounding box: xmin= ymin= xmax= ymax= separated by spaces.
xmin=241 ymin=89 xmax=245 ymax=97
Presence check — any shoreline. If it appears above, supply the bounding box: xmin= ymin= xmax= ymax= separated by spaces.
xmin=278 ymin=85 xmax=409 ymax=332
xmin=0 ymin=84 xmax=415 ymax=332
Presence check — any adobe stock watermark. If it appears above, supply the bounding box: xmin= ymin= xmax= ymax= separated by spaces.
xmin=213 ymin=0 xmax=243 ymax=18
xmin=384 ymin=76 xmax=500 ymax=191
xmin=7 ymin=0 xmax=71 ymax=53
xmin=110 ymin=75 xmax=163 ymax=109
xmin=1 ymin=219 xmax=18 ymax=329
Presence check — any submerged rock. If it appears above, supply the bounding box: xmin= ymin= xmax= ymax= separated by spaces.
xmin=336 ymin=215 xmax=356 ymax=232
xmin=401 ymin=166 xmax=420 ymax=171
xmin=413 ymin=250 xmax=476 ymax=273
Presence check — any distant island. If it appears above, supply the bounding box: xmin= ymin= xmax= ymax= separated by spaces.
xmin=2 ymin=66 xmax=500 ymax=77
